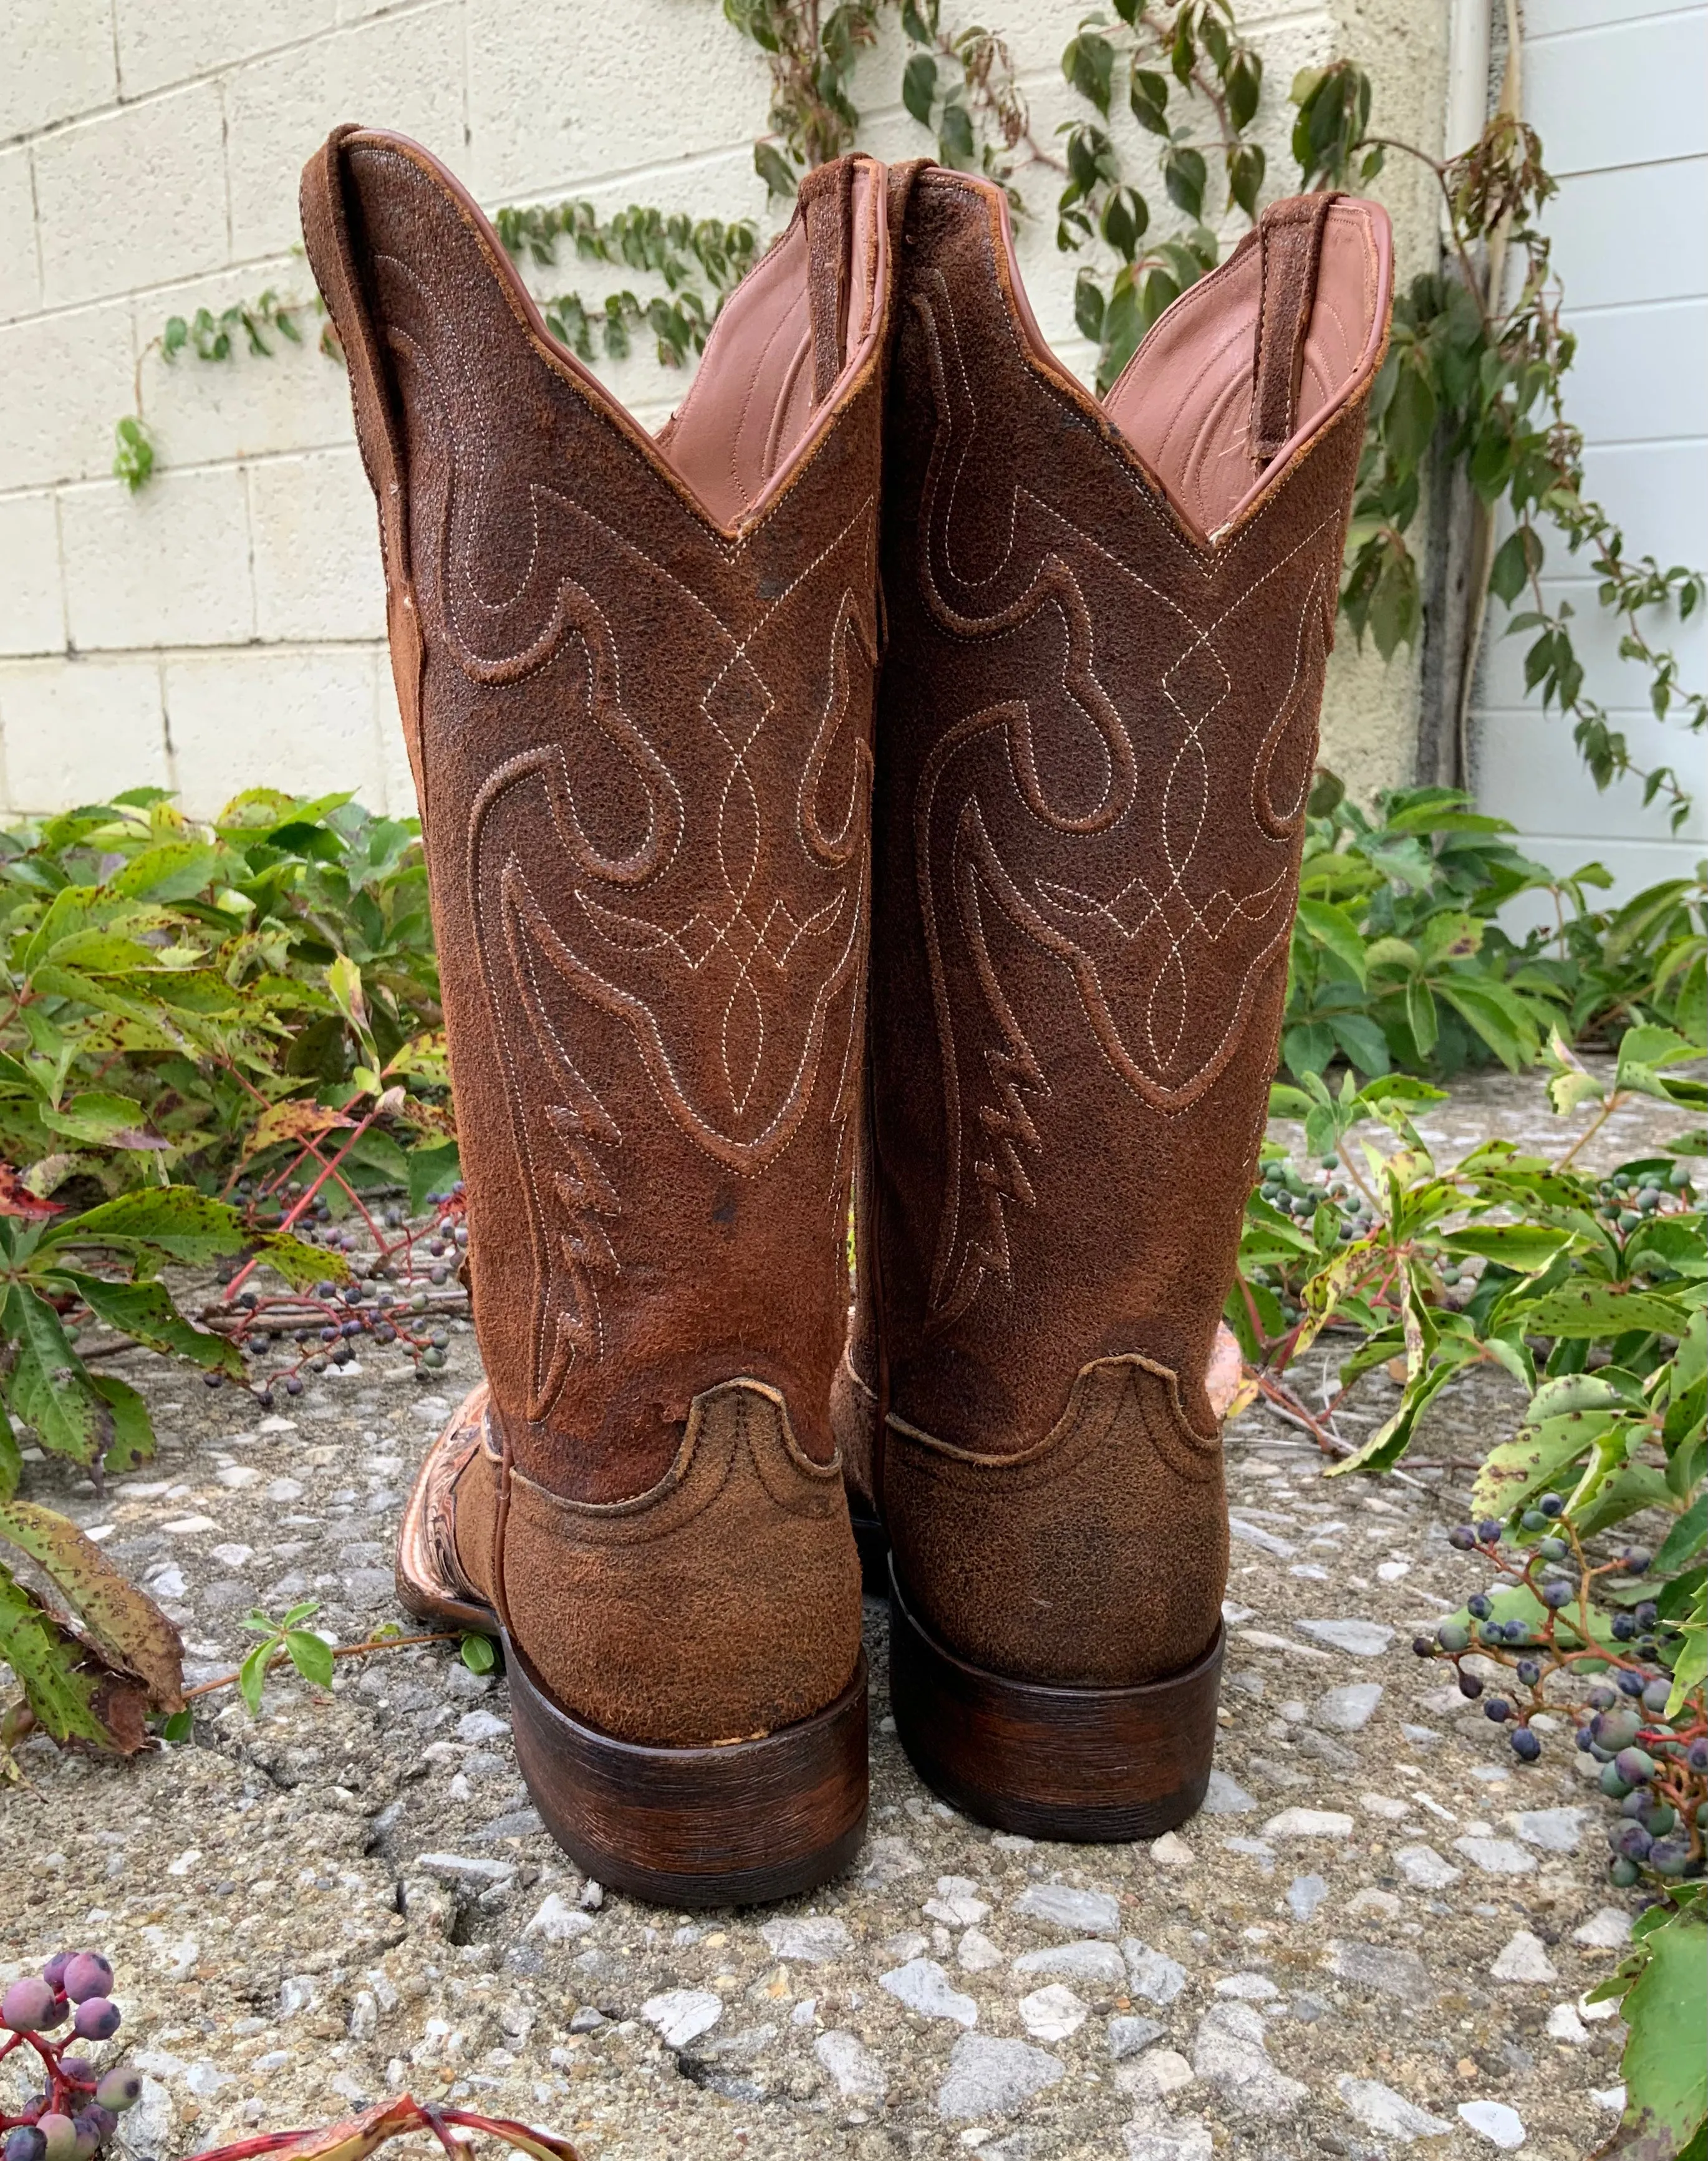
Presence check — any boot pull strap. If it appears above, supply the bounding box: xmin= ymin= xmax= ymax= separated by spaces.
xmin=799 ymin=157 xmax=856 ymax=405
xmin=1248 ymin=192 xmax=1338 ymax=467
xmin=299 ymin=125 xmax=429 ymax=825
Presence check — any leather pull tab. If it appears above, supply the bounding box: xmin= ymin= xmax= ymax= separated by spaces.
xmin=800 ymin=157 xmax=856 ymax=405
xmin=1248 ymin=193 xmax=1337 ymax=467
xmin=299 ymin=126 xmax=429 ymax=826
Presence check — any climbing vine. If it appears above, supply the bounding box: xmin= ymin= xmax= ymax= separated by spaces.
xmin=109 ymin=0 xmax=1704 ymax=825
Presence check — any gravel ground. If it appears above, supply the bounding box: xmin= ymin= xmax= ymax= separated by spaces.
xmin=1 ymin=1065 xmax=1693 ymax=2161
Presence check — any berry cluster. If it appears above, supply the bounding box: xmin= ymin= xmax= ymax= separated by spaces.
xmin=201 ymin=1186 xmax=469 ymax=1408
xmin=1593 ymin=1159 xmax=1695 ymax=1233
xmin=1413 ymin=1513 xmax=1706 ymax=1887
xmin=1 ymin=1955 xmax=140 ymax=2161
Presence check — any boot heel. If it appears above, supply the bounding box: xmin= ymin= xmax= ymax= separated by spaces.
xmin=888 ymin=1561 xmax=1222 ymax=1841
xmin=505 ymin=1636 xmax=869 ymax=1907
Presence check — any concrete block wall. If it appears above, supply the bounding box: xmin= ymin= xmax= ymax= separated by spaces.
xmin=0 ymin=0 xmax=1447 ymax=820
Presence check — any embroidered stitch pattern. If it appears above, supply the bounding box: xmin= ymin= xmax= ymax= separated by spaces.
xmin=907 ymin=259 xmax=1338 ymax=1329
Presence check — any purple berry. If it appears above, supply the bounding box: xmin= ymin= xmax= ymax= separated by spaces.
xmin=1619 ymin=1549 xmax=1651 ymax=1574
xmin=1458 ymin=1670 xmax=1484 ymax=1699
xmin=41 ymin=1955 xmax=72 ymax=1991
xmin=2 ymin=1978 xmax=58 ymax=2032
xmin=1517 ymin=1658 xmax=1542 ymax=1688
xmin=1467 ymin=1593 xmax=1492 ymax=1620
xmin=1540 ymin=1580 xmax=1573 ymax=1608
xmin=1618 ymin=1670 xmax=1646 ymax=1697
xmin=71 ymin=2000 xmax=119 ymax=2043
xmin=1648 ymin=1837 xmax=1690 ymax=1877
xmin=1448 ymin=1524 xmax=1477 ymax=1550
xmin=1510 ymin=1727 xmax=1542 ymax=1762
xmin=1575 ymin=1726 xmax=1593 ymax=1752
xmin=79 ymin=2109 xmax=117 ymax=2145
xmin=1615 ymin=1822 xmax=1653 ymax=1862
xmin=90 ymin=2074 xmax=138 ymax=2116
xmin=1612 ymin=1613 xmax=1636 ymax=1640
xmin=1476 ymin=1519 xmax=1503 ymax=1544
xmin=1614 ymin=1747 xmax=1655 ymax=1786
xmin=5 ymin=2131 xmax=48 ymax=2161
xmin=1689 ymin=1740 xmax=1708 ymax=1773
xmin=1538 ymin=1493 xmax=1563 ymax=1518
xmin=1485 ymin=1697 xmax=1513 ymax=1722
xmin=57 ymin=2061 xmax=94 ymax=2089
xmin=60 ymin=1957 xmax=112 ymax=2007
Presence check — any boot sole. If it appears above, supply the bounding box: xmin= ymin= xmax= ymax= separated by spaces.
xmin=505 ymin=1633 xmax=868 ymax=1907
xmin=888 ymin=1557 xmax=1222 ymax=1841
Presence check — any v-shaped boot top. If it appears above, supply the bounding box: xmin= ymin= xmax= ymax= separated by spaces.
xmin=954 ymin=171 xmax=1393 ymax=549
xmin=304 ymin=125 xmax=890 ymax=539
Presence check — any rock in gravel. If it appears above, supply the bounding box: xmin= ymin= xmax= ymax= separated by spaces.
xmin=1286 ymin=1874 xmax=1328 ymax=1920
xmin=860 ymin=1836 xmax=925 ymax=1887
xmin=1546 ymin=2003 xmax=1590 ymax=2045
xmin=1573 ymin=1907 xmax=1633 ymax=1948
xmin=1328 ymin=1941 xmax=1436 ymax=2005
xmin=1336 ymin=2076 xmax=1453 ymax=2140
xmin=642 ymin=1990 xmax=721 ymax=2049
xmin=1510 ymin=1807 xmax=1585 ymax=1854
xmin=1295 ymin=1618 xmax=1394 ymax=1657
xmin=521 ymin=1892 xmax=592 ymax=1942
xmin=1014 ymin=1883 xmax=1121 ymax=1937
xmin=880 ymin=1957 xmax=978 ymax=2026
xmin=1264 ymin=1807 xmax=1353 ymax=1840
xmin=1453 ymin=1836 xmax=1537 ymax=1875
xmin=924 ymin=1876 xmax=991 ymax=1927
xmin=1459 ymin=2099 xmax=1527 ymax=2149
xmin=415 ymin=1852 xmax=516 ymax=1885
xmin=1124 ymin=1942 xmax=1189 ymax=2005
xmin=814 ymin=2029 xmax=889 ymax=2102
xmin=1123 ymin=2111 xmax=1213 ymax=2161
xmin=759 ymin=1916 xmax=852 ymax=1964
xmin=1117 ymin=2047 xmax=1195 ymax=2099
xmin=1013 ymin=1940 xmax=1127 ymax=1986
xmin=937 ymin=2034 xmax=1065 ymax=2120
xmin=1202 ymin=1769 xmax=1257 ymax=1814
xmin=1107 ymin=2016 xmax=1165 ymax=2060
xmin=1394 ymin=1844 xmax=1462 ymax=1889
xmin=1191 ymin=2003 xmax=1308 ymax=2117
xmin=1019 ymin=1983 xmax=1088 ymax=2041
xmin=1147 ymin=1831 xmax=1195 ymax=1867
xmin=1215 ymin=1973 xmax=1279 ymax=2000
xmin=958 ymin=1928 xmax=1004 ymax=1971
xmin=1315 ymin=1682 xmax=1383 ymax=1730
xmin=1491 ymin=1931 xmax=1558 ymax=1983
xmin=1228 ymin=1518 xmax=1296 ymax=1557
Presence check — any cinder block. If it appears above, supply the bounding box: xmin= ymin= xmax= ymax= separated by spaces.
xmin=0 ymin=0 xmax=117 ymax=140
xmin=1 ymin=300 xmax=139 ymax=491
xmin=135 ymin=256 xmax=357 ymax=469
xmin=60 ymin=468 xmax=255 ymax=652
xmin=0 ymin=493 xmax=66 ymax=657
xmin=163 ymin=647 xmax=388 ymax=816
xmin=375 ymin=660 xmax=420 ymax=824
xmin=249 ymin=447 xmax=387 ymax=643
xmin=467 ymin=0 xmax=771 ymax=201
xmin=0 ymin=149 xmax=42 ymax=325
xmin=115 ymin=0 xmax=337 ymax=102
xmin=224 ymin=4 xmax=466 ymax=262
xmin=0 ymin=657 xmax=168 ymax=813
xmin=35 ymin=82 xmax=229 ymax=312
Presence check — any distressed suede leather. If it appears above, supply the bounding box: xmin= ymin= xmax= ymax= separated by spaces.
xmin=846 ymin=173 xmax=1392 ymax=1687
xmin=304 ymin=130 xmax=889 ymax=1746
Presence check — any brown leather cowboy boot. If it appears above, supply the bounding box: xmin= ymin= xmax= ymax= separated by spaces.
xmin=302 ymin=128 xmax=897 ymax=1903
xmin=836 ymin=174 xmax=1393 ymax=1839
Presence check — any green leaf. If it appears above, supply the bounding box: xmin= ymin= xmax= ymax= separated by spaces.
xmin=59 ymin=1273 xmax=244 ymax=1376
xmin=1606 ymin=1906 xmax=1707 ymax=2157
xmin=284 ymin=1628 xmax=334 ymax=1687
xmin=460 ymin=1632 xmax=498 ymax=1674
xmin=3 ymin=1287 xmax=108 ymax=1464
xmin=1473 ymin=1408 xmax=1618 ymax=1519
xmin=1442 ymin=1224 xmax=1575 ymax=1273
xmin=92 ymin=1371 xmax=157 ymax=1476
xmin=753 ymin=142 xmax=798 ymax=200
xmin=408 ymin=1139 xmax=463 ymax=1218
xmin=39 ymin=1185 xmax=247 ymax=1263
xmin=0 ymin=1564 xmax=113 ymax=1746
xmin=902 ymin=52 xmax=938 ymax=126
xmin=1525 ymin=1283 xmax=1689 ymax=1339
xmin=110 ymin=840 xmax=220 ymax=902
xmin=38 ymin=1092 xmax=162 ymax=1150
xmin=238 ymin=1639 xmax=274 ymax=1716
xmin=1295 ymin=898 xmax=1368 ymax=983
xmin=0 ymin=1496 xmax=183 ymax=1708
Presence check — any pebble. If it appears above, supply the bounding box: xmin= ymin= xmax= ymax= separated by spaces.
xmin=758 ymin=1916 xmax=852 ymax=1964
xmin=1394 ymin=1845 xmax=1462 ymax=1889
xmin=520 ymin=1893 xmax=592 ymax=1943
xmin=1228 ymin=1518 xmax=1297 ymax=1557
xmin=1336 ymin=2076 xmax=1452 ymax=2140
xmin=1146 ymin=1832 xmax=1194 ymax=1867
xmin=1122 ymin=2112 xmax=1213 ymax=2161
xmin=1359 ymin=1793 xmax=1411 ymax=1821
xmin=1459 ymin=2099 xmax=1527 ymax=2149
xmin=1116 ymin=2046 xmax=1194 ymax=2097
xmin=1286 ymin=1874 xmax=1328 ymax=1921
xmin=1573 ymin=1907 xmax=1633 ymax=1948
xmin=1591 ymin=2085 xmax=1626 ymax=2113
xmin=924 ymin=1876 xmax=991 ymax=1927
xmin=814 ymin=2029 xmax=889 ymax=2102
xmin=455 ymin=1710 xmax=508 ymax=1743
xmin=1328 ymin=1941 xmax=1436 ymax=2005
xmin=937 ymin=2034 xmax=1064 ymax=2120
xmin=1546 ymin=2003 xmax=1590 ymax=2044
xmin=1107 ymin=2016 xmax=1165 ymax=2061
xmin=1510 ymin=1807 xmax=1585 ymax=1854
xmin=1453 ymin=1837 xmax=1537 ymax=1875
xmin=1315 ymin=1682 xmax=1383 ymax=1730
xmin=880 ymin=1956 xmax=978 ymax=2026
xmin=958 ymin=1929 xmax=1004 ymax=1972
xmin=1018 ymin=1983 xmax=1088 ymax=2041
xmin=1263 ymin=1807 xmax=1353 ymax=1840
xmin=414 ymin=1852 xmax=515 ymax=1885
xmin=641 ymin=1990 xmax=721 ymax=2049
xmin=1213 ymin=1973 xmax=1279 ymax=2000
xmin=1295 ymin=1618 xmax=1394 ymax=1656
xmin=1201 ymin=1770 xmax=1256 ymax=1814
xmin=1191 ymin=2003 xmax=1308 ymax=2116
xmin=1491 ymin=1931 xmax=1558 ymax=1983
xmin=1124 ymin=1942 xmax=1189 ymax=2006
xmin=1013 ymin=1884 xmax=1120 ymax=1937
xmin=1012 ymin=1940 xmax=1126 ymax=1986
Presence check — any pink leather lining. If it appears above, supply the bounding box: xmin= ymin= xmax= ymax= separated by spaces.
xmin=659 ymin=165 xmax=885 ymax=529
xmin=1101 ymin=198 xmax=1392 ymax=537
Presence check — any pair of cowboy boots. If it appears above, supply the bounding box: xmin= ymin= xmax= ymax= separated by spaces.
xmin=302 ymin=130 xmax=1392 ymax=1906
